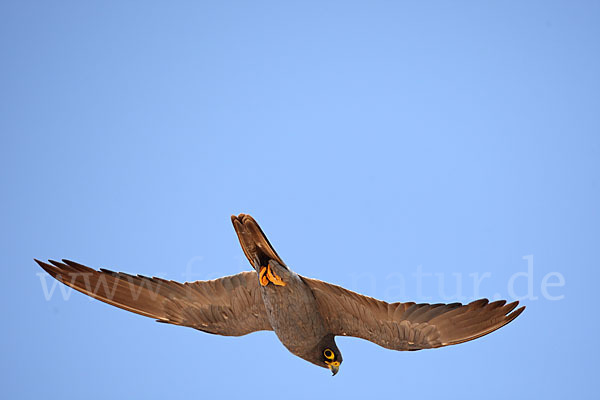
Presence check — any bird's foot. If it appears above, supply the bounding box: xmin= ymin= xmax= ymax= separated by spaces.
xmin=259 ymin=265 xmax=286 ymax=286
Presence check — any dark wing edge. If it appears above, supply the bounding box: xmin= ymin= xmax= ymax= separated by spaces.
xmin=303 ymin=277 xmax=525 ymax=351
xmin=35 ymin=259 xmax=272 ymax=336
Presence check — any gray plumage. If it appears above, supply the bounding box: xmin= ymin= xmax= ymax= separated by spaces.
xmin=35 ymin=213 xmax=524 ymax=375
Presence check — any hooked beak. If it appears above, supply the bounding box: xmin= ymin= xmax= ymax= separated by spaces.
xmin=328 ymin=363 xmax=339 ymax=376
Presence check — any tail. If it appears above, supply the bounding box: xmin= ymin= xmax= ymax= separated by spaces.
xmin=231 ymin=214 xmax=286 ymax=271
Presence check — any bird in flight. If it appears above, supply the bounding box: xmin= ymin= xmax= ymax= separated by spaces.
xmin=36 ymin=214 xmax=524 ymax=375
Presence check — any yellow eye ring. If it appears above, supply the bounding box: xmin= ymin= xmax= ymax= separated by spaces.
xmin=324 ymin=349 xmax=334 ymax=360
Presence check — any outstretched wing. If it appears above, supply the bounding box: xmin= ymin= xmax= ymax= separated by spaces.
xmin=35 ymin=259 xmax=272 ymax=336
xmin=303 ymin=277 xmax=524 ymax=350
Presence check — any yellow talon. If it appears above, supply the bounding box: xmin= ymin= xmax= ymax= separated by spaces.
xmin=266 ymin=264 xmax=286 ymax=286
xmin=259 ymin=267 xmax=269 ymax=286
xmin=258 ymin=265 xmax=286 ymax=287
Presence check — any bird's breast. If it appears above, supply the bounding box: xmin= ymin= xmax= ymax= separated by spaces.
xmin=259 ymin=267 xmax=328 ymax=356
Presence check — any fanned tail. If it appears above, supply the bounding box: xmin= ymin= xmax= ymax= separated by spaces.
xmin=231 ymin=214 xmax=286 ymax=271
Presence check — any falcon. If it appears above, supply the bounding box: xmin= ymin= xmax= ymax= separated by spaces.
xmin=36 ymin=214 xmax=524 ymax=375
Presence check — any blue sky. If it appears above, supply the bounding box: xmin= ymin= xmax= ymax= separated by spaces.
xmin=1 ymin=1 xmax=598 ymax=398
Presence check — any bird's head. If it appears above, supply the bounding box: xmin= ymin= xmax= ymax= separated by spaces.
xmin=305 ymin=335 xmax=343 ymax=376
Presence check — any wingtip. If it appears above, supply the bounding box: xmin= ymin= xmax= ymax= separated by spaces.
xmin=512 ymin=305 xmax=526 ymax=317
xmin=503 ymin=304 xmax=525 ymax=325
xmin=48 ymin=259 xmax=64 ymax=268
xmin=34 ymin=259 xmax=58 ymax=277
xmin=61 ymin=259 xmax=79 ymax=267
xmin=34 ymin=258 xmax=50 ymax=270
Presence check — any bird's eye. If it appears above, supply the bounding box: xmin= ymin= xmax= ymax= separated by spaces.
xmin=324 ymin=349 xmax=334 ymax=360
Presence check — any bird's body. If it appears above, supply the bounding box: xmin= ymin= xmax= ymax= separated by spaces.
xmin=36 ymin=214 xmax=524 ymax=375
xmin=230 ymin=215 xmax=341 ymax=366
xmin=258 ymin=261 xmax=329 ymax=361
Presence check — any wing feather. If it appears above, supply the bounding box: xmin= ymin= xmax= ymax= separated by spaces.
xmin=36 ymin=259 xmax=271 ymax=336
xmin=303 ymin=277 xmax=524 ymax=350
